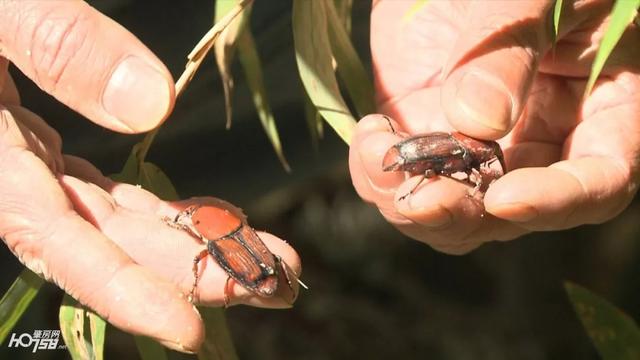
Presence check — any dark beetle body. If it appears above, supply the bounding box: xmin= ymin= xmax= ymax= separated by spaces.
xmin=383 ymin=131 xmax=506 ymax=188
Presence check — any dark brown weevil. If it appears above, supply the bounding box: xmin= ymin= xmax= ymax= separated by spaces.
xmin=381 ymin=116 xmax=506 ymax=200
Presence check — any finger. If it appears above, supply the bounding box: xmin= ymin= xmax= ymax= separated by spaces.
xmin=441 ymin=1 xmax=555 ymax=139
xmin=0 ymin=105 xmax=63 ymax=172
xmin=349 ymin=114 xmax=405 ymax=207
xmin=60 ymin=170 xmax=302 ymax=308
xmin=485 ymin=157 xmax=635 ymax=230
xmin=0 ymin=1 xmax=174 ymax=133
xmin=0 ymin=153 xmax=203 ymax=353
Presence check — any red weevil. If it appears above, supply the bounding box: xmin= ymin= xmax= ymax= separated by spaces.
xmin=165 ymin=204 xmax=306 ymax=305
xmin=381 ymin=116 xmax=506 ymax=199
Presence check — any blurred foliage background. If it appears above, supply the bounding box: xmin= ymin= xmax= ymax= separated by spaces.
xmin=1 ymin=0 xmax=639 ymax=359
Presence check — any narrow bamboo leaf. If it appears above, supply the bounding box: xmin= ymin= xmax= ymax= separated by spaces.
xmin=214 ymin=0 xmax=253 ymax=129
xmin=553 ymin=0 xmax=563 ymax=42
xmin=197 ymin=308 xmax=239 ymax=360
xmin=292 ymin=0 xmax=356 ymax=144
xmin=325 ymin=0 xmax=376 ymax=117
xmin=334 ymin=0 xmax=353 ymax=34
xmin=565 ymin=282 xmax=640 ymax=360
xmin=402 ymin=0 xmax=429 ymax=23
xmin=134 ymin=336 xmax=169 ymax=360
xmin=303 ymin=89 xmax=322 ymax=150
xmin=88 ymin=312 xmax=106 ymax=360
xmin=584 ymin=0 xmax=640 ymax=96
xmin=0 ymin=268 xmax=43 ymax=343
xmin=59 ymin=294 xmax=93 ymax=360
xmin=237 ymin=28 xmax=291 ymax=172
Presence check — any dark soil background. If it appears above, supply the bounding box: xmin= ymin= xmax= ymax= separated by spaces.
xmin=2 ymin=1 xmax=639 ymax=359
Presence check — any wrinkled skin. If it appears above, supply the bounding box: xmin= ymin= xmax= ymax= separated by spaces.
xmin=349 ymin=0 xmax=640 ymax=254
xmin=0 ymin=1 xmax=301 ymax=353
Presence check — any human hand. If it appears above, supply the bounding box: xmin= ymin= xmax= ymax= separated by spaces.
xmin=0 ymin=1 xmax=300 ymax=353
xmin=349 ymin=0 xmax=640 ymax=254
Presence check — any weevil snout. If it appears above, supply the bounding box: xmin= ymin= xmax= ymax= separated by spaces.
xmin=382 ymin=146 xmax=404 ymax=171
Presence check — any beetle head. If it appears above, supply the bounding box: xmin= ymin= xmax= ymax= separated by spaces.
xmin=382 ymin=146 xmax=405 ymax=171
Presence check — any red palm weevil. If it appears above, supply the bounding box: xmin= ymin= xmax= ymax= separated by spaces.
xmin=165 ymin=204 xmax=306 ymax=305
xmin=381 ymin=116 xmax=507 ymax=199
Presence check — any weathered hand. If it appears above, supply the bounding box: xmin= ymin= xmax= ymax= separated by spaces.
xmin=349 ymin=0 xmax=640 ymax=254
xmin=0 ymin=1 xmax=300 ymax=353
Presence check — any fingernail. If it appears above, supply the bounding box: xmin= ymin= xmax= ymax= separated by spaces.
xmin=103 ymin=56 xmax=172 ymax=132
xmin=358 ymin=133 xmax=405 ymax=191
xmin=399 ymin=204 xmax=453 ymax=228
xmin=456 ymin=71 xmax=513 ymax=131
xmin=488 ymin=202 xmax=538 ymax=222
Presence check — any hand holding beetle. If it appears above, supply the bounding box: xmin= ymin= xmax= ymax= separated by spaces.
xmin=350 ymin=0 xmax=640 ymax=254
xmin=0 ymin=1 xmax=300 ymax=353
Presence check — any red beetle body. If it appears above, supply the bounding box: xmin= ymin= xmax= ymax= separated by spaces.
xmin=166 ymin=204 xmax=299 ymax=304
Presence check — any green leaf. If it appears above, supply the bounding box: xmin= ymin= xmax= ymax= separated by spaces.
xmin=197 ymin=308 xmax=239 ymax=360
xmin=584 ymin=0 xmax=640 ymax=96
xmin=88 ymin=312 xmax=106 ymax=360
xmin=59 ymin=294 xmax=98 ymax=360
xmin=214 ymin=0 xmax=253 ymax=129
xmin=565 ymin=282 xmax=640 ymax=360
xmin=325 ymin=0 xmax=376 ymax=117
xmin=0 ymin=268 xmax=44 ymax=344
xmin=110 ymin=143 xmax=179 ymax=201
xmin=237 ymin=28 xmax=291 ymax=172
xmin=303 ymin=88 xmax=323 ymax=150
xmin=134 ymin=336 xmax=169 ymax=360
xmin=402 ymin=0 xmax=429 ymax=23
xmin=292 ymin=0 xmax=357 ymax=145
xmin=553 ymin=0 xmax=563 ymax=42
xmin=334 ymin=0 xmax=353 ymax=34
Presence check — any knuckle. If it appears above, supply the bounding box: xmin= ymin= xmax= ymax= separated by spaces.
xmin=26 ymin=9 xmax=92 ymax=93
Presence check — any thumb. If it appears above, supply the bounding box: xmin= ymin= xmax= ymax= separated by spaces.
xmin=0 ymin=1 xmax=175 ymax=133
xmin=440 ymin=1 xmax=554 ymax=139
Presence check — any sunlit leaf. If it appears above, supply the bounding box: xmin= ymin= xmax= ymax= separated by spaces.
xmin=0 ymin=268 xmax=43 ymax=344
xmin=325 ymin=0 xmax=375 ymax=117
xmin=59 ymin=295 xmax=95 ymax=360
xmin=134 ymin=336 xmax=169 ymax=360
xmin=402 ymin=0 xmax=429 ymax=23
xmin=237 ymin=28 xmax=291 ymax=172
xmin=214 ymin=0 xmax=253 ymax=129
xmin=584 ymin=0 xmax=640 ymax=96
xmin=565 ymin=282 xmax=640 ymax=360
xmin=87 ymin=312 xmax=106 ymax=360
xmin=553 ymin=0 xmax=563 ymax=42
xmin=197 ymin=308 xmax=239 ymax=360
xmin=292 ymin=0 xmax=356 ymax=145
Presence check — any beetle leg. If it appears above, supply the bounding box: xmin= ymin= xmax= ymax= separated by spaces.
xmin=188 ymin=248 xmax=210 ymax=304
xmin=398 ymin=169 xmax=437 ymax=201
xmin=223 ymin=277 xmax=232 ymax=308
xmin=382 ymin=115 xmax=396 ymax=134
xmin=163 ymin=210 xmax=207 ymax=244
xmin=275 ymin=255 xmax=308 ymax=304
xmin=467 ymin=168 xmax=483 ymax=198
